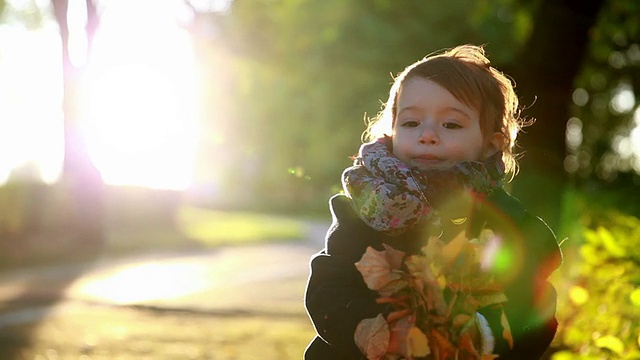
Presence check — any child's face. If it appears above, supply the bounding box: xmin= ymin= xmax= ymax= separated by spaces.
xmin=392 ymin=77 xmax=499 ymax=170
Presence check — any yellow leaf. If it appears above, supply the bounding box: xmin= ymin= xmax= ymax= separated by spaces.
xmin=407 ymin=326 xmax=431 ymax=357
xmin=476 ymin=292 xmax=508 ymax=308
xmin=422 ymin=236 xmax=444 ymax=263
xmin=452 ymin=314 xmax=472 ymax=328
xmin=354 ymin=314 xmax=390 ymax=360
xmin=442 ymin=231 xmax=468 ymax=265
xmin=500 ymin=309 xmax=513 ymax=349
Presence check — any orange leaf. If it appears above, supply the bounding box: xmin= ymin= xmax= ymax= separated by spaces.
xmin=430 ymin=328 xmax=456 ymax=359
xmin=500 ymin=308 xmax=513 ymax=349
xmin=458 ymin=331 xmax=480 ymax=358
xmin=354 ymin=314 xmax=390 ymax=360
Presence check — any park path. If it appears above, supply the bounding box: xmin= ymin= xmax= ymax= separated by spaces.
xmin=0 ymin=222 xmax=329 ymax=328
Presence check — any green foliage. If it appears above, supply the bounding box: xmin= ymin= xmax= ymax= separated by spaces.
xmin=551 ymin=208 xmax=640 ymax=359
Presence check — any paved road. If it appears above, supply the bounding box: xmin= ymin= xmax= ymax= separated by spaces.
xmin=0 ymin=222 xmax=329 ymax=327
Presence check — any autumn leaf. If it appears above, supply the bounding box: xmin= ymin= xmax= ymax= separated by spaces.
xmin=379 ymin=278 xmax=409 ymax=297
xmin=452 ymin=313 xmax=473 ymax=328
xmin=500 ymin=308 xmax=513 ymax=349
xmin=382 ymin=244 xmax=406 ymax=270
xmin=405 ymin=255 xmax=435 ymax=283
xmin=355 ymin=246 xmax=406 ymax=292
xmin=475 ymin=292 xmax=508 ymax=308
xmin=430 ymin=328 xmax=457 ymax=359
xmin=443 ymin=231 xmax=478 ymax=274
xmin=458 ymin=331 xmax=480 ymax=358
xmin=355 ymin=314 xmax=390 ymax=360
xmin=442 ymin=231 xmax=468 ymax=265
xmin=407 ymin=326 xmax=431 ymax=357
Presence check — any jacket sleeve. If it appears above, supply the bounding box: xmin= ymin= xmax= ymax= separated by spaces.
xmin=304 ymin=195 xmax=390 ymax=358
xmin=479 ymin=189 xmax=562 ymax=359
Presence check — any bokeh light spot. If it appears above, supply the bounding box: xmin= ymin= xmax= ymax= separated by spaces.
xmin=569 ymin=285 xmax=589 ymax=305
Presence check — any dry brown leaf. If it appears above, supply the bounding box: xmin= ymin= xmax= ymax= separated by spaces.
xmin=382 ymin=243 xmax=406 ymax=270
xmin=379 ymin=278 xmax=409 ymax=297
xmin=354 ymin=314 xmax=390 ymax=360
xmin=355 ymin=246 xmax=404 ymax=291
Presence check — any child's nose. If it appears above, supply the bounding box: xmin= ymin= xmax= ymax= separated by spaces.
xmin=418 ymin=124 xmax=439 ymax=144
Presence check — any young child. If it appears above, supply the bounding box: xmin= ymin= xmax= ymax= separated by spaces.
xmin=304 ymin=45 xmax=562 ymax=359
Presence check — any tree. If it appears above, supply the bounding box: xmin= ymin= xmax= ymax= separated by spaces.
xmin=507 ymin=0 xmax=606 ymax=231
xmin=51 ymin=0 xmax=105 ymax=249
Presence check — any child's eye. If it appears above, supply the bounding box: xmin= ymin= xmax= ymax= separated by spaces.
xmin=443 ymin=122 xmax=462 ymax=129
xmin=401 ymin=120 xmax=420 ymax=128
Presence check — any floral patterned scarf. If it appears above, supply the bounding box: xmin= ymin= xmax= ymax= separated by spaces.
xmin=341 ymin=136 xmax=505 ymax=234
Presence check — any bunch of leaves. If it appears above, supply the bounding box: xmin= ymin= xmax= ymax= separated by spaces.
xmin=551 ymin=209 xmax=640 ymax=359
xmin=353 ymin=229 xmax=512 ymax=360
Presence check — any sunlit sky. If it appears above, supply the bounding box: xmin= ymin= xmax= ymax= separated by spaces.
xmin=0 ymin=0 xmax=210 ymax=190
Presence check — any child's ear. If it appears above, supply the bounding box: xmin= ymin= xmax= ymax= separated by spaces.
xmin=482 ymin=132 xmax=504 ymax=159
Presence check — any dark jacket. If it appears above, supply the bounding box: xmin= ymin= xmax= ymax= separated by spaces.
xmin=304 ymin=188 xmax=561 ymax=359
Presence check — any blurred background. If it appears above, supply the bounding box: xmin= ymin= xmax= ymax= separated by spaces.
xmin=0 ymin=0 xmax=639 ymax=358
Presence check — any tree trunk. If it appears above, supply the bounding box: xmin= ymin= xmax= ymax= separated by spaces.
xmin=51 ymin=0 xmax=105 ymax=250
xmin=508 ymin=0 xmax=605 ymax=232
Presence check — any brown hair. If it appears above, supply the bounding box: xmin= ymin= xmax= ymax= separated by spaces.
xmin=364 ymin=44 xmax=528 ymax=177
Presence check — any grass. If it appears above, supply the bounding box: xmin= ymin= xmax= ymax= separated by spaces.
xmin=103 ymin=205 xmax=310 ymax=258
xmin=176 ymin=207 xmax=307 ymax=247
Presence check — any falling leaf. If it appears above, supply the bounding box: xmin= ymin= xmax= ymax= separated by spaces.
xmin=354 ymin=314 xmax=390 ymax=360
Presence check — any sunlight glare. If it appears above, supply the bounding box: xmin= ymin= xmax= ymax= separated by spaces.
xmin=0 ymin=21 xmax=64 ymax=185
xmin=70 ymin=261 xmax=210 ymax=303
xmin=85 ymin=0 xmax=198 ymax=190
